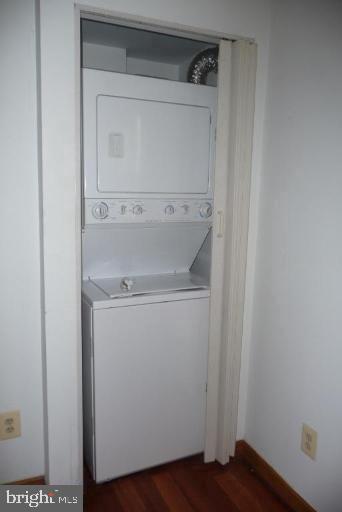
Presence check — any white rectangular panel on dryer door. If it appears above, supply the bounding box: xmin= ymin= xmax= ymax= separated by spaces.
xmin=97 ymin=95 xmax=211 ymax=194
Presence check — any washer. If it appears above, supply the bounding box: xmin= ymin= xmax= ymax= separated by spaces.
xmin=82 ymin=278 xmax=209 ymax=483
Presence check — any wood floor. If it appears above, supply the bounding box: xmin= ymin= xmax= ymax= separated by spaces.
xmin=84 ymin=454 xmax=292 ymax=511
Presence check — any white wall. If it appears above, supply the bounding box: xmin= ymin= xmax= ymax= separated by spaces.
xmin=0 ymin=0 xmax=44 ymax=483
xmin=245 ymin=1 xmax=342 ymax=510
xmin=126 ymin=57 xmax=180 ymax=81
xmin=82 ymin=41 xmax=180 ymax=80
xmin=83 ymin=42 xmax=127 ymax=72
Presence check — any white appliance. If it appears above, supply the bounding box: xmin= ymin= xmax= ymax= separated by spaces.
xmin=82 ymin=69 xmax=216 ymax=201
xmin=82 ymin=283 xmax=209 ymax=483
xmin=82 ymin=69 xmax=217 ymax=483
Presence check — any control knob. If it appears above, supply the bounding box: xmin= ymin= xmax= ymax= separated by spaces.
xmin=199 ymin=202 xmax=212 ymax=219
xmin=165 ymin=205 xmax=175 ymax=215
xmin=92 ymin=201 xmax=108 ymax=220
xmin=133 ymin=205 xmax=143 ymax=216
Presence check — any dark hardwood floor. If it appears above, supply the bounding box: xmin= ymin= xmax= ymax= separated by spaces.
xmin=84 ymin=455 xmax=292 ymax=511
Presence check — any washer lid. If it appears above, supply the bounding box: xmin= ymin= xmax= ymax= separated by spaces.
xmin=89 ymin=272 xmax=208 ymax=299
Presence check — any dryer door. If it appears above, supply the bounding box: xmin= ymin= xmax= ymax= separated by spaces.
xmin=96 ymin=95 xmax=211 ymax=195
xmin=82 ymin=69 xmax=217 ymax=199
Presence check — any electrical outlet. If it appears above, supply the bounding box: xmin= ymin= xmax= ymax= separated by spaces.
xmin=301 ymin=423 xmax=317 ymax=460
xmin=0 ymin=410 xmax=21 ymax=440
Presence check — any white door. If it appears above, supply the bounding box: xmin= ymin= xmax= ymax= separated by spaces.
xmin=97 ymin=95 xmax=211 ymax=194
xmin=82 ymin=70 xmax=217 ymax=198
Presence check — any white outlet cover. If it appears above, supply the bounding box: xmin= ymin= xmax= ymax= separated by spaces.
xmin=301 ymin=423 xmax=317 ymax=460
xmin=0 ymin=410 xmax=21 ymax=440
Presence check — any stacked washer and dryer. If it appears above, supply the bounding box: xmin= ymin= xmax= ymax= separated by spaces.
xmin=82 ymin=67 xmax=217 ymax=483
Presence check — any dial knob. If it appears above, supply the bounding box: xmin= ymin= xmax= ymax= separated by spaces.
xmin=92 ymin=201 xmax=108 ymax=220
xmin=199 ymin=202 xmax=212 ymax=219
xmin=133 ymin=205 xmax=143 ymax=216
xmin=165 ymin=205 xmax=175 ymax=215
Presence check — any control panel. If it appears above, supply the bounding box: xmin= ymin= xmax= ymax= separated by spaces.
xmin=84 ymin=199 xmax=213 ymax=225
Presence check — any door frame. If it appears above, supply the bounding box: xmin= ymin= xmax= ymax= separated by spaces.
xmin=38 ymin=0 xmax=256 ymax=483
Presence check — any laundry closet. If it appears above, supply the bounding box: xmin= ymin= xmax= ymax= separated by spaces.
xmin=81 ymin=19 xmax=219 ymax=483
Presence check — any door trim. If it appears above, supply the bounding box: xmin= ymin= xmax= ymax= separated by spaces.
xmin=77 ymin=4 xmax=253 ymax=43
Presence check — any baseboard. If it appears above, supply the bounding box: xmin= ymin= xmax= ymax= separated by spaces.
xmin=7 ymin=476 xmax=45 ymax=485
xmin=235 ymin=440 xmax=316 ymax=512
